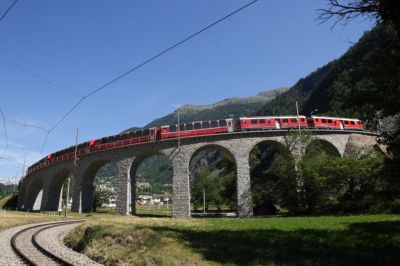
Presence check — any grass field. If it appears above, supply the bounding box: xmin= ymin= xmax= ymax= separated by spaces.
xmin=0 ymin=210 xmax=70 ymax=230
xmin=64 ymin=214 xmax=400 ymax=266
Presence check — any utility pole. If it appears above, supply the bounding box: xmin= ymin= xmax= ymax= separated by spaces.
xmin=21 ymin=152 xmax=26 ymax=178
xmin=73 ymin=128 xmax=79 ymax=166
xmin=177 ymin=105 xmax=181 ymax=148
xmin=64 ymin=177 xmax=70 ymax=218
xmin=295 ymin=101 xmax=301 ymax=133
xmin=203 ymin=187 xmax=206 ymax=214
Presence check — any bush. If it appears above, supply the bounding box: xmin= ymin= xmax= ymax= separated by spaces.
xmin=390 ymin=199 xmax=400 ymax=214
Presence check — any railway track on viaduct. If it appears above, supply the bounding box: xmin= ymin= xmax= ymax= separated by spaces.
xmin=10 ymin=220 xmax=85 ymax=266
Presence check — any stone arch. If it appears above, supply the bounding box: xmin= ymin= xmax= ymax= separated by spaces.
xmin=188 ymin=144 xmax=237 ymax=215
xmin=249 ymin=139 xmax=293 ymax=160
xmin=17 ymin=183 xmax=28 ymax=210
xmin=24 ymin=176 xmax=44 ymax=211
xmin=248 ymin=140 xmax=295 ymax=215
xmin=306 ymin=139 xmax=341 ymax=157
xmin=46 ymin=168 xmax=75 ymax=211
xmin=129 ymin=151 xmax=172 ymax=215
xmin=81 ymin=159 xmax=111 ymax=212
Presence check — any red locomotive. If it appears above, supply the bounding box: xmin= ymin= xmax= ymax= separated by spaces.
xmin=26 ymin=115 xmax=363 ymax=175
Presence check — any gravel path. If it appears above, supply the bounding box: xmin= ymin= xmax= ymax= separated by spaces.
xmin=35 ymin=222 xmax=102 ymax=266
xmin=0 ymin=222 xmax=54 ymax=266
xmin=0 ymin=220 xmax=102 ymax=266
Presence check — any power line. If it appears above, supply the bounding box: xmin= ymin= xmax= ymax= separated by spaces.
xmin=0 ymin=107 xmax=8 ymax=157
xmin=5 ymin=117 xmax=49 ymax=132
xmin=0 ymin=0 xmax=18 ymax=24
xmin=0 ymin=58 xmax=84 ymax=97
xmin=40 ymin=0 xmax=259 ymax=153
xmin=0 ymin=156 xmax=24 ymax=168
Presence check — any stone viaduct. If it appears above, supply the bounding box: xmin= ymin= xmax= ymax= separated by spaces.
xmin=17 ymin=130 xmax=380 ymax=218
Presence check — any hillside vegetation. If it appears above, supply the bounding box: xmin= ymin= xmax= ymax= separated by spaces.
xmin=257 ymin=24 xmax=399 ymax=125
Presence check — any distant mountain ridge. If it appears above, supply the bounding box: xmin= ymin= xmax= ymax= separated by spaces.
xmin=124 ymin=87 xmax=287 ymax=131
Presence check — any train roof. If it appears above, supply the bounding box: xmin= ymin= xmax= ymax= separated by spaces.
xmin=239 ymin=115 xmax=306 ymax=119
xmin=311 ymin=116 xmax=361 ymax=121
xmin=161 ymin=118 xmax=233 ymax=127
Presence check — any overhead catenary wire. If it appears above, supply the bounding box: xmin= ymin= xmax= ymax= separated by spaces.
xmin=0 ymin=58 xmax=84 ymax=97
xmin=0 ymin=0 xmax=18 ymax=24
xmin=6 ymin=117 xmax=49 ymax=132
xmin=0 ymin=107 xmax=8 ymax=157
xmin=39 ymin=0 xmax=259 ymax=154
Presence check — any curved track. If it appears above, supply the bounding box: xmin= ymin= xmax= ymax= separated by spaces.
xmin=10 ymin=220 xmax=83 ymax=266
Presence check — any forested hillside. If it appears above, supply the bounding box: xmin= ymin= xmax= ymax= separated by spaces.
xmin=257 ymin=24 xmax=399 ymax=126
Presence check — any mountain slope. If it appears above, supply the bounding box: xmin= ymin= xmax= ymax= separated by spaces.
xmin=142 ymin=87 xmax=287 ymax=129
xmin=257 ymin=24 xmax=399 ymax=123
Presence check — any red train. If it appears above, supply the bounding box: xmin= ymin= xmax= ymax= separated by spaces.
xmin=26 ymin=115 xmax=363 ymax=175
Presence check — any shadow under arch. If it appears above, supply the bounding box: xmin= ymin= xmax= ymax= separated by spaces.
xmin=81 ymin=159 xmax=112 ymax=212
xmin=306 ymin=139 xmax=341 ymax=157
xmin=249 ymin=140 xmax=296 ymax=215
xmin=129 ymin=151 xmax=173 ymax=216
xmin=46 ymin=168 xmax=75 ymax=211
xmin=25 ymin=177 xmax=44 ymax=211
xmin=189 ymin=144 xmax=237 ymax=216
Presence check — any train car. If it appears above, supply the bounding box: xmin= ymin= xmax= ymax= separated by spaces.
xmin=91 ymin=127 xmax=159 ymax=152
xmin=237 ymin=116 xmax=307 ymax=130
xmin=341 ymin=118 xmax=363 ymax=130
xmin=237 ymin=117 xmax=277 ymax=131
xmin=309 ymin=116 xmax=363 ymax=130
xmin=160 ymin=119 xmax=234 ymax=140
xmin=308 ymin=116 xmax=341 ymax=130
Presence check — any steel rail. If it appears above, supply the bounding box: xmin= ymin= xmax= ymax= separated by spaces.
xmin=10 ymin=220 xmax=84 ymax=266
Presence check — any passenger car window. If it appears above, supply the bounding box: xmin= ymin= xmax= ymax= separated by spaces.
xmin=219 ymin=120 xmax=227 ymax=127
xmin=194 ymin=122 xmax=202 ymax=129
xmin=259 ymin=119 xmax=265 ymax=123
xmin=169 ymin=125 xmax=176 ymax=132
xmin=251 ymin=119 xmax=258 ymax=124
xmin=186 ymin=123 xmax=193 ymax=130
xmin=282 ymin=118 xmax=288 ymax=123
xmin=322 ymin=119 xmax=327 ymax=123
xmin=328 ymin=119 xmax=332 ymax=123
xmin=211 ymin=120 xmax=218 ymax=127
xmin=203 ymin=122 xmax=209 ymax=128
xmin=291 ymin=118 xmax=297 ymax=123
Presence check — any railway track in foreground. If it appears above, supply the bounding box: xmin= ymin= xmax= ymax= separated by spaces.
xmin=10 ymin=220 xmax=84 ymax=266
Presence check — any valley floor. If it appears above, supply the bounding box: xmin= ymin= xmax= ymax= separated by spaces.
xmin=63 ymin=214 xmax=400 ymax=266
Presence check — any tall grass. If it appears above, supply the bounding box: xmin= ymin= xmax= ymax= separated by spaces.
xmin=64 ymin=214 xmax=400 ymax=265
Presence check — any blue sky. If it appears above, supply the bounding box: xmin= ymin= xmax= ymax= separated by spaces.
xmin=0 ymin=0 xmax=373 ymax=178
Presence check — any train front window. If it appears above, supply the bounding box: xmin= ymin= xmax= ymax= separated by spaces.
xmin=211 ymin=120 xmax=218 ymax=127
xmin=219 ymin=120 xmax=227 ymax=127
xmin=194 ymin=122 xmax=202 ymax=129
xmin=169 ymin=125 xmax=176 ymax=132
